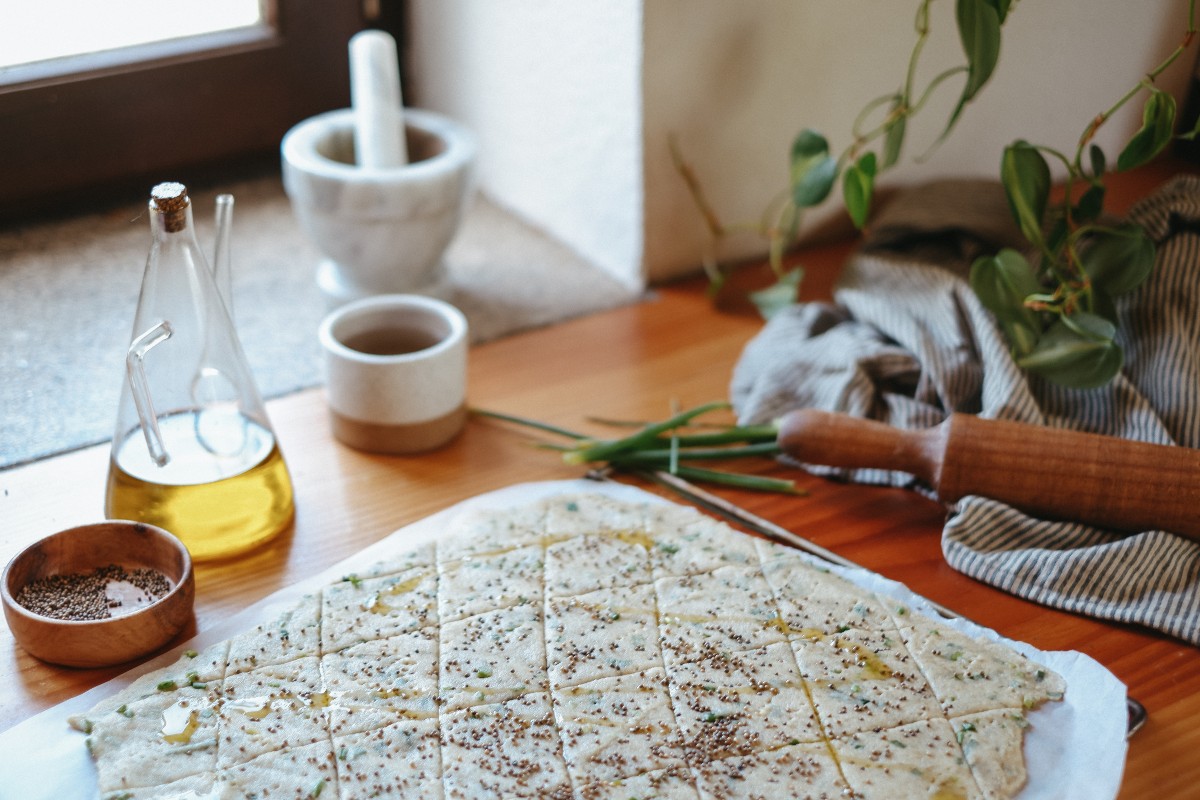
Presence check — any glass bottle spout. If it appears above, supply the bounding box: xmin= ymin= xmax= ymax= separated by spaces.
xmin=211 ymin=193 xmax=234 ymax=315
xmin=125 ymin=320 xmax=174 ymax=467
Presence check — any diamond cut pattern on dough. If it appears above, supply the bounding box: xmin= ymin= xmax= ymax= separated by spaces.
xmin=554 ymin=667 xmax=686 ymax=784
xmin=897 ymin=617 xmax=1067 ymax=718
xmin=656 ymin=565 xmax=786 ymax=665
xmin=793 ymin=625 xmax=943 ymax=740
xmin=321 ymin=565 xmax=438 ymax=654
xmin=545 ymin=532 xmax=651 ymax=597
xmin=216 ymin=655 xmax=330 ymax=769
xmin=86 ymin=685 xmax=222 ymax=792
xmin=334 ymin=716 xmax=442 ymax=799
xmin=74 ymin=492 xmax=1064 ymax=800
xmin=440 ymin=692 xmax=572 ymax=799
xmin=227 ymin=592 xmax=322 ymax=675
xmin=437 ymin=542 xmax=544 ymax=623
xmin=438 ymin=602 xmax=548 ymax=712
xmin=319 ymin=627 xmax=439 ymax=737
xmin=546 ymin=582 xmax=662 ymax=689
xmin=832 ymin=716 xmax=982 ymax=799
xmin=667 ymin=641 xmax=823 ymax=760
xmin=757 ymin=543 xmax=895 ymax=634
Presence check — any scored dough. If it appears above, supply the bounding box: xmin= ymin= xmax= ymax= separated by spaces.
xmin=71 ymin=492 xmax=1064 ymax=799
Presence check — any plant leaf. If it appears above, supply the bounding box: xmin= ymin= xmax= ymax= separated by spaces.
xmin=1090 ymin=285 xmax=1119 ymax=324
xmin=970 ymin=249 xmax=1040 ymax=312
xmin=1004 ymin=318 xmax=1042 ymax=357
xmin=982 ymin=0 xmax=1011 ymax=24
xmin=882 ymin=95 xmax=907 ymax=168
xmin=1017 ymin=315 xmax=1123 ymax=388
xmin=749 ymin=268 xmax=804 ymax=320
xmin=790 ymin=130 xmax=838 ymax=207
xmin=1074 ymin=184 xmax=1105 ymax=224
xmin=1117 ymin=89 xmax=1177 ymax=172
xmin=940 ymin=0 xmax=1002 ymax=140
xmin=1088 ymin=144 xmax=1107 ymax=178
xmin=1001 ymin=140 xmax=1051 ymax=245
xmin=1080 ymin=223 xmax=1155 ymax=296
xmin=843 ymin=152 xmax=878 ymax=229
xmin=1059 ymin=309 xmax=1117 ymax=342
xmin=956 ymin=0 xmax=1002 ymax=102
xmin=1045 ymin=214 xmax=1070 ymax=255
xmin=970 ymin=248 xmax=1041 ymax=356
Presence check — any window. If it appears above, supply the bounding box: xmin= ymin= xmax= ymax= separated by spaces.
xmin=1 ymin=1 xmax=265 ymax=69
xmin=0 ymin=0 xmax=397 ymax=216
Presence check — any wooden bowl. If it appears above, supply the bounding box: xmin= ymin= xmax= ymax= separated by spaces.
xmin=1 ymin=521 xmax=194 ymax=668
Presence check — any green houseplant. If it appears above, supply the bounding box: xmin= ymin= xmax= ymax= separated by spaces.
xmin=678 ymin=0 xmax=1199 ymax=389
xmin=478 ymin=1 xmax=1200 ymax=496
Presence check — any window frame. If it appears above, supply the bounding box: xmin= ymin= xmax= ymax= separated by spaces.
xmin=0 ymin=0 xmax=372 ymax=216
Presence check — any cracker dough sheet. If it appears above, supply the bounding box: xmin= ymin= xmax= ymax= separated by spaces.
xmin=0 ymin=480 xmax=1128 ymax=799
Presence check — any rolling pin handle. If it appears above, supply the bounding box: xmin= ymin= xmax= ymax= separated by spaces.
xmin=778 ymin=408 xmax=1200 ymax=541
xmin=776 ymin=408 xmax=948 ymax=488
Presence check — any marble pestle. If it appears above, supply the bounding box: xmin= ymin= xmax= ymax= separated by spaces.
xmin=281 ymin=30 xmax=476 ymax=308
xmin=350 ymin=30 xmax=409 ymax=170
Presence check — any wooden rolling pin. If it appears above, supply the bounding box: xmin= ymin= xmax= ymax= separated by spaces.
xmin=777 ymin=408 xmax=1200 ymax=540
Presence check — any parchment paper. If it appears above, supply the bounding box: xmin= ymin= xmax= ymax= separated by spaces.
xmin=0 ymin=479 xmax=1128 ymax=799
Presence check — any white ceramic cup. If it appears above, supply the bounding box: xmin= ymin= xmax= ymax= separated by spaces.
xmin=318 ymin=294 xmax=468 ymax=454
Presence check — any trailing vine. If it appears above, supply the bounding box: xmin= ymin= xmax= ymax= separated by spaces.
xmin=677 ymin=0 xmax=1198 ymax=388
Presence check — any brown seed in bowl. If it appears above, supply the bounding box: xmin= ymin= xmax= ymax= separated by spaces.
xmin=1 ymin=521 xmax=195 ymax=668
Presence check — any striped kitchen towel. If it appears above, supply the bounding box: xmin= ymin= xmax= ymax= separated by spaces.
xmin=730 ymin=174 xmax=1200 ymax=645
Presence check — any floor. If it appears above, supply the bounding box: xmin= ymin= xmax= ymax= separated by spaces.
xmin=0 ymin=171 xmax=640 ymax=469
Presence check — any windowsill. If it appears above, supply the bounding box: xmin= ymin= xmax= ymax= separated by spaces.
xmin=0 ymin=169 xmax=640 ymax=469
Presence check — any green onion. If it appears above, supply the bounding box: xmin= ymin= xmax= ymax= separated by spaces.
xmin=610 ymin=441 xmax=783 ymax=464
xmin=471 ymin=408 xmax=587 ymax=440
xmin=640 ymin=425 xmax=780 ymax=448
xmin=563 ymin=401 xmax=733 ymax=464
xmin=471 ymin=403 xmax=801 ymax=496
xmin=664 ymin=466 xmax=802 ymax=495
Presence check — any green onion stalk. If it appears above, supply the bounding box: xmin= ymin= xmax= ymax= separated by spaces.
xmin=472 ymin=401 xmax=803 ymax=495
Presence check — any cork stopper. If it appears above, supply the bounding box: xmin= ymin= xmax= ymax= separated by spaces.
xmin=149 ymin=182 xmax=190 ymax=232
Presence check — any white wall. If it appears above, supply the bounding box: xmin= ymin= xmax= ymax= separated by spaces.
xmin=408 ymin=0 xmax=644 ymax=290
xmin=409 ymin=0 xmax=1194 ymax=286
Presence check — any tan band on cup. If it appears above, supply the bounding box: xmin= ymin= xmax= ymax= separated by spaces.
xmin=331 ymin=404 xmax=467 ymax=455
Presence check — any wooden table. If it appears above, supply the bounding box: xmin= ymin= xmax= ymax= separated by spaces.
xmin=3 ymin=162 xmax=1198 ymax=798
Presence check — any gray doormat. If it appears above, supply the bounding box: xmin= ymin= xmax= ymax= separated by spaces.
xmin=0 ymin=173 xmax=638 ymax=468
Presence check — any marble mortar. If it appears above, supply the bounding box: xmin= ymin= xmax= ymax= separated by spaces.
xmin=281 ymin=108 xmax=476 ymax=308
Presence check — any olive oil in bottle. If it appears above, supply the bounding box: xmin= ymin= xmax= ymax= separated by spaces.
xmin=106 ymin=411 xmax=294 ymax=560
xmin=105 ymin=183 xmax=294 ymax=560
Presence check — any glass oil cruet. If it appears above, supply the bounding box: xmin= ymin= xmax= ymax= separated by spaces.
xmin=105 ymin=182 xmax=295 ymax=560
